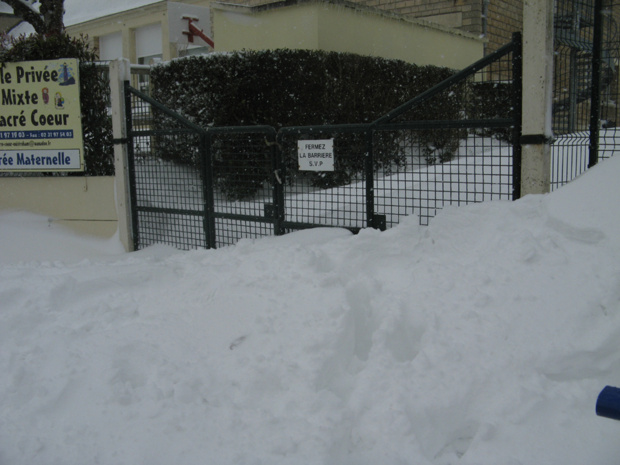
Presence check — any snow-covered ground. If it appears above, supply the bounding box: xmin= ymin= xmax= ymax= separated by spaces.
xmin=1 ymin=153 xmax=620 ymax=464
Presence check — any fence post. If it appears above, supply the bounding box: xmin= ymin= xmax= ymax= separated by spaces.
xmin=511 ymin=31 xmax=523 ymax=200
xmin=201 ymin=132 xmax=217 ymax=249
xmin=109 ymin=59 xmax=134 ymax=252
xmin=588 ymin=0 xmax=604 ymax=168
xmin=365 ymin=129 xmax=375 ymax=229
xmin=272 ymin=132 xmax=286 ymax=236
xmin=520 ymin=0 xmax=554 ymax=195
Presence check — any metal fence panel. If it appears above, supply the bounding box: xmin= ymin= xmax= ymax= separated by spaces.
xmin=124 ymin=33 xmax=523 ymax=250
xmin=277 ymin=126 xmax=371 ymax=233
xmin=125 ymin=82 xmax=209 ymax=250
xmin=208 ymin=127 xmax=279 ymax=247
xmin=552 ymin=0 xmax=619 ymax=190
xmin=370 ymin=33 xmax=521 ymax=226
xmin=373 ymin=128 xmax=515 ymax=227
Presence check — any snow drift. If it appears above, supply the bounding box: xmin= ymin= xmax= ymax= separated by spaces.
xmin=1 ymin=156 xmax=619 ymax=465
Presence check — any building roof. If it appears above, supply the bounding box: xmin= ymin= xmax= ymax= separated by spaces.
xmin=0 ymin=2 xmax=13 ymax=14
xmin=63 ymin=0 xmax=162 ymax=26
xmin=0 ymin=0 xmax=163 ymax=27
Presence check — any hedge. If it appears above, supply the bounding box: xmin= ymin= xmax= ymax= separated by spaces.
xmin=150 ymin=49 xmax=469 ymax=199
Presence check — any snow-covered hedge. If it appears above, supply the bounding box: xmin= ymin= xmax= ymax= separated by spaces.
xmin=468 ymin=81 xmax=514 ymax=143
xmin=150 ymin=49 xmax=468 ymax=199
xmin=152 ymin=49 xmax=465 ymax=127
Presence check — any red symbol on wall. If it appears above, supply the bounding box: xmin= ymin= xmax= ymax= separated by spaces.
xmin=182 ymin=16 xmax=214 ymax=48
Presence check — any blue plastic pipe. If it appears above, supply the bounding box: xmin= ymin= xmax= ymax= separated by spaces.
xmin=596 ymin=386 xmax=620 ymax=421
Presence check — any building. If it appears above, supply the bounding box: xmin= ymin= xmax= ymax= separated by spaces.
xmin=63 ymin=0 xmax=214 ymax=65
xmin=6 ymin=0 xmax=619 ymax=130
xmin=221 ymin=0 xmax=523 ymax=55
xmin=63 ymin=0 xmax=484 ymax=69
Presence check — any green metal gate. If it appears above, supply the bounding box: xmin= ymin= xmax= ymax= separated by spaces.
xmin=124 ymin=33 xmax=522 ymax=250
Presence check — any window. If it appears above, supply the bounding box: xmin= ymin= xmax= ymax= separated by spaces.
xmin=135 ymin=23 xmax=163 ymax=64
xmin=98 ymin=32 xmax=123 ymax=61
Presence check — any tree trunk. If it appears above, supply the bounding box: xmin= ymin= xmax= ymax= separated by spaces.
xmin=3 ymin=0 xmax=65 ymax=35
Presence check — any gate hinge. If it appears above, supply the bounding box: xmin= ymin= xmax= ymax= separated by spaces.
xmin=520 ymin=134 xmax=555 ymax=145
xmin=112 ymin=138 xmax=130 ymax=145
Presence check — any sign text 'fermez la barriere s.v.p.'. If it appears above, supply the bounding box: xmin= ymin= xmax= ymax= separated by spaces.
xmin=0 ymin=59 xmax=84 ymax=172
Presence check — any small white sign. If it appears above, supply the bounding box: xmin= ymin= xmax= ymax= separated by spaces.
xmin=298 ymin=139 xmax=334 ymax=172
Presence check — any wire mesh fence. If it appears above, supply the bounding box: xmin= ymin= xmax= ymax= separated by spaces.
xmin=208 ymin=127 xmax=279 ymax=248
xmin=125 ymin=82 xmax=209 ymax=250
xmin=277 ymin=126 xmax=371 ymax=232
xmin=122 ymin=7 xmax=619 ymax=252
xmin=551 ymin=0 xmax=620 ymax=190
xmin=124 ymin=34 xmax=523 ymax=250
xmin=368 ymin=35 xmax=520 ymax=227
xmin=373 ymin=128 xmax=515 ymax=227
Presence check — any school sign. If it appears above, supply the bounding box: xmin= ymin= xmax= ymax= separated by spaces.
xmin=0 ymin=59 xmax=84 ymax=172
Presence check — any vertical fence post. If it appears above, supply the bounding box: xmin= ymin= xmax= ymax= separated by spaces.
xmin=273 ymin=131 xmax=285 ymax=236
xmin=511 ymin=31 xmax=523 ymax=200
xmin=124 ymin=81 xmax=140 ymax=251
xmin=201 ymin=132 xmax=217 ymax=249
xmin=588 ymin=0 xmax=604 ymax=168
xmin=365 ymin=129 xmax=375 ymax=229
xmin=520 ymin=0 xmax=554 ymax=195
xmin=109 ymin=59 xmax=134 ymax=252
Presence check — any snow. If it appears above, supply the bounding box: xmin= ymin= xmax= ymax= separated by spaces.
xmin=1 ymin=154 xmax=620 ymax=464
xmin=5 ymin=19 xmax=34 ymax=36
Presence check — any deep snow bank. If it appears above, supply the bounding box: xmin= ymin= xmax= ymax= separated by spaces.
xmin=1 ymin=157 xmax=619 ymax=465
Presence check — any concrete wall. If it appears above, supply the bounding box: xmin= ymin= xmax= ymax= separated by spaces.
xmin=351 ymin=0 xmax=482 ymax=35
xmin=66 ymin=3 xmax=173 ymax=63
xmin=66 ymin=1 xmax=213 ymax=64
xmin=0 ymin=176 xmax=118 ymax=238
xmin=214 ymin=3 xmax=321 ymax=51
xmin=220 ymin=0 xmax=524 ymax=55
xmin=316 ymin=4 xmax=483 ymax=68
xmin=213 ymin=2 xmax=484 ymax=68
xmin=67 ymin=0 xmax=483 ymax=68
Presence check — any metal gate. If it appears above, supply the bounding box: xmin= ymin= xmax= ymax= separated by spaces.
xmin=124 ymin=33 xmax=522 ymax=250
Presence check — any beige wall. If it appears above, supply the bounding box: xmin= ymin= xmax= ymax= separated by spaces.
xmin=0 ymin=176 xmax=118 ymax=237
xmin=67 ymin=0 xmax=483 ymax=68
xmin=214 ymin=2 xmax=484 ymax=68
xmin=222 ymin=0 xmax=523 ymax=55
xmin=66 ymin=0 xmax=213 ymax=64
xmin=215 ymin=4 xmax=320 ymax=50
xmin=351 ymin=0 xmax=482 ymax=34
xmin=316 ymin=4 xmax=483 ymax=68
xmin=67 ymin=2 xmax=171 ymax=63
